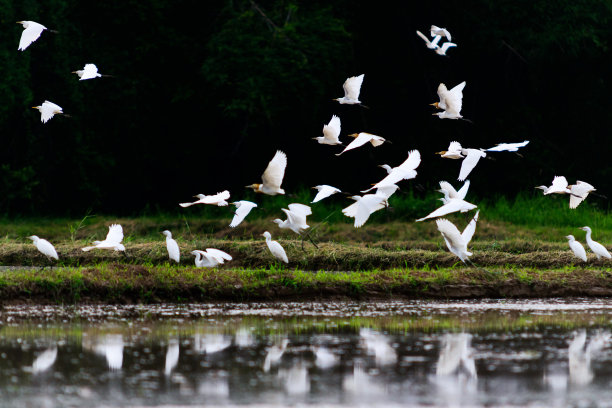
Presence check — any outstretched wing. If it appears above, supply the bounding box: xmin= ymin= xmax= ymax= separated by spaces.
xmin=312 ymin=185 xmax=340 ymax=203
xmin=354 ymin=195 xmax=386 ymax=228
xmin=416 ymin=30 xmax=431 ymax=46
xmin=439 ymin=42 xmax=457 ymax=53
xmin=230 ymin=201 xmax=257 ymax=227
xmin=343 ymin=74 xmax=364 ymax=100
xmin=448 ymin=141 xmax=462 ymax=152
xmin=436 ymin=218 xmax=464 ymax=248
xmin=81 ymin=63 xmax=100 ymax=80
xmin=458 ymin=150 xmax=485 ymax=181
xmin=439 ymin=181 xmax=459 ymax=198
xmin=416 ymin=199 xmax=476 ymax=222
xmin=19 ymin=22 xmax=46 ymax=51
xmin=399 ymin=150 xmax=421 ymax=172
xmin=323 ymin=115 xmax=341 ymax=142
xmin=106 ymin=224 xmax=124 ymax=244
xmin=461 ymin=210 xmax=480 ymax=244
xmin=336 ymin=133 xmax=373 ymax=156
xmin=205 ymin=248 xmax=232 ymax=262
xmin=262 ymin=151 xmax=287 ymax=189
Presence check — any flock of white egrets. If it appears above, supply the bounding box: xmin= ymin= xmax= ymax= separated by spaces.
xmin=18 ymin=20 xmax=609 ymax=266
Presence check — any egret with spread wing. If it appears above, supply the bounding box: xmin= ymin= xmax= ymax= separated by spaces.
xmin=191 ymin=248 xmax=232 ymax=267
xmin=335 ymin=133 xmax=387 ymax=156
xmin=180 ymin=190 xmax=230 ymax=207
xmin=334 ymin=74 xmax=365 ymax=105
xmin=17 ymin=21 xmax=48 ymax=51
xmin=314 ymin=115 xmax=342 ymax=145
xmin=436 ymin=210 xmax=479 ymax=263
xmin=82 ymin=224 xmax=125 ymax=252
xmin=362 ymin=150 xmax=421 ymax=192
xmin=229 ymin=201 xmax=257 ymax=227
xmin=247 ymin=150 xmax=287 ymax=195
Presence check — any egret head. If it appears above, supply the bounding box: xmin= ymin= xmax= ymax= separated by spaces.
xmin=246 ymin=184 xmax=261 ymax=192
xmin=347 ymin=133 xmax=359 ymax=138
xmin=578 ymin=226 xmax=591 ymax=232
xmin=430 ymin=102 xmax=440 ymax=108
xmin=272 ymin=219 xmax=283 ymax=227
xmin=262 ymin=231 xmax=272 ymax=239
xmin=27 ymin=235 xmax=39 ymax=242
xmin=565 ymin=235 xmax=575 ymax=241
xmin=161 ymin=230 xmax=171 ymax=238
xmin=435 ymin=151 xmax=447 ymax=156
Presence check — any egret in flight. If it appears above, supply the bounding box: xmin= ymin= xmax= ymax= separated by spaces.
xmin=229 ymin=200 xmax=257 ymax=227
xmin=262 ymin=231 xmax=289 ymax=264
xmin=438 ymin=180 xmax=470 ymax=203
xmin=27 ymin=236 xmax=58 ymax=261
xmin=416 ymin=186 xmax=477 ymax=222
xmin=436 ymin=210 xmax=479 ymax=263
xmin=247 ymin=150 xmax=287 ymax=195
xmin=82 ymin=224 xmax=125 ymax=252
xmin=312 ymin=185 xmax=341 ymax=203
xmin=565 ymin=235 xmax=587 ymax=262
xmin=162 ymin=230 xmax=180 ymax=263
xmin=416 ymin=31 xmax=442 ymax=50
xmin=436 ymin=141 xmax=464 ymax=159
xmin=17 ymin=21 xmax=48 ymax=51
xmin=568 ymin=181 xmax=596 ymax=209
xmin=273 ymin=203 xmax=312 ymax=235
xmin=72 ymin=63 xmax=103 ymax=80
xmin=431 ymin=81 xmax=465 ymax=119
xmin=579 ymin=227 xmax=611 ymax=259
xmin=314 ymin=115 xmax=342 ymax=145
xmin=179 ymin=190 xmax=230 ymax=207
xmin=343 ymin=185 xmax=399 ymax=228
xmin=430 ymin=25 xmax=452 ymax=41
xmin=336 ymin=133 xmax=387 ymax=156
xmin=362 ymin=150 xmax=421 ymax=192
xmin=535 ymin=176 xmax=570 ymax=195
xmin=486 ymin=141 xmax=529 ymax=152
xmin=334 ymin=74 xmax=365 ymax=105
xmin=435 ymin=42 xmax=457 ymax=56
xmin=191 ymin=248 xmax=232 ymax=267
xmin=32 ymin=100 xmax=65 ymax=123
xmin=458 ymin=148 xmax=486 ymax=181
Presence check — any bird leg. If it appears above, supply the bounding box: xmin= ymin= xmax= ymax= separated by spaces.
xmin=358 ymin=103 xmax=370 ymax=109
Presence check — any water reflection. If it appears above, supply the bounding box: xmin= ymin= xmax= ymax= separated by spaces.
xmin=31 ymin=346 xmax=57 ymax=373
xmin=568 ymin=330 xmax=609 ymax=386
xmin=84 ymin=333 xmax=124 ymax=370
xmin=164 ymin=339 xmax=179 ymax=376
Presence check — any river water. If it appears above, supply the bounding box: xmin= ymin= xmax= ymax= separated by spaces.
xmin=0 ymin=299 xmax=611 ymax=407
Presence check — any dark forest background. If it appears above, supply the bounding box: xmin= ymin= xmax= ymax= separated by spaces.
xmin=0 ymin=0 xmax=610 ymax=215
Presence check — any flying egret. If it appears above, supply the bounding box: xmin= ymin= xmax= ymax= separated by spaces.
xmin=579 ymin=227 xmax=611 ymax=259
xmin=565 ymin=235 xmax=587 ymax=262
xmin=262 ymin=231 xmax=289 ymax=264
xmin=179 ymin=190 xmax=230 ymax=207
xmin=191 ymin=248 xmax=232 ymax=267
xmin=247 ymin=150 xmax=287 ymax=195
xmin=335 ymin=132 xmax=387 ymax=156
xmin=162 ymin=230 xmax=180 ymax=263
xmin=435 ymin=42 xmax=457 ymax=56
xmin=362 ymin=150 xmax=421 ymax=192
xmin=436 ymin=141 xmax=464 ymax=159
xmin=312 ymin=185 xmax=341 ymax=203
xmin=229 ymin=200 xmax=257 ymax=227
xmin=32 ymin=100 xmax=65 ymax=123
xmin=535 ymin=176 xmax=570 ymax=195
xmin=416 ymin=188 xmax=477 ymax=222
xmin=432 ymin=81 xmax=465 ymax=119
xmin=486 ymin=141 xmax=530 ymax=152
xmin=334 ymin=74 xmax=365 ymax=105
xmin=436 ymin=210 xmax=479 ymax=263
xmin=17 ymin=21 xmax=48 ymax=51
xmin=82 ymin=224 xmax=125 ymax=252
xmin=458 ymin=148 xmax=486 ymax=181
xmin=416 ymin=31 xmax=442 ymax=49
xmin=314 ymin=115 xmax=342 ymax=145
xmin=438 ymin=180 xmax=470 ymax=203
xmin=72 ymin=63 xmax=102 ymax=80
xmin=343 ymin=185 xmax=399 ymax=228
xmin=273 ymin=204 xmax=316 ymax=248
xmin=568 ymin=181 xmax=596 ymax=209
xmin=27 ymin=235 xmax=58 ymax=261
xmin=430 ymin=25 xmax=452 ymax=41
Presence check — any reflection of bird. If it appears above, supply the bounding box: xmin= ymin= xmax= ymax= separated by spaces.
xmin=568 ymin=330 xmax=610 ymax=385
xmin=165 ymin=339 xmax=180 ymax=376
xmin=82 ymin=224 xmax=125 ymax=252
xmin=235 ymin=328 xmax=255 ymax=348
xmin=191 ymin=248 xmax=232 ymax=267
xmin=535 ymin=176 xmax=570 ymax=195
xmin=194 ymin=334 xmax=232 ymax=354
xmin=93 ymin=334 xmax=124 ymax=370
xmin=32 ymin=346 xmax=58 ymax=373
xmin=430 ymin=25 xmax=452 ymax=41
xmin=312 ymin=185 xmax=341 ymax=203
xmin=486 ymin=141 xmax=529 ymax=152
xmin=334 ymin=74 xmax=365 ymax=105
xmin=27 ymin=235 xmax=59 ymax=261
xmin=72 ymin=63 xmax=102 ymax=80
xmin=335 ymin=133 xmax=386 ymax=156
xmin=263 ymin=231 xmax=289 ymax=264
xmin=360 ymin=328 xmax=397 ymax=366
xmin=247 ymin=151 xmax=287 ymax=195
xmin=568 ymin=181 xmax=596 ymax=209
xmin=32 ymin=100 xmax=65 ymax=123
xmin=229 ymin=201 xmax=257 ymax=227
xmin=362 ymin=150 xmax=421 ymax=192
xmin=162 ymin=230 xmax=180 ymax=263
xmin=263 ymin=338 xmax=289 ymax=372
xmin=579 ymin=226 xmax=611 ymax=259
xmin=279 ymin=362 xmax=310 ymax=395
xmin=313 ymin=346 xmax=339 ymax=369
xmin=436 ymin=333 xmax=477 ymax=377
xmin=565 ymin=235 xmax=587 ymax=262
xmin=17 ymin=20 xmax=48 ymax=51
xmin=179 ymin=190 xmax=230 ymax=207
xmin=436 ymin=211 xmax=479 ymax=263
xmin=273 ymin=204 xmax=312 ymax=235
xmin=416 ymin=30 xmax=442 ymax=49
xmin=314 ymin=115 xmax=342 ymax=145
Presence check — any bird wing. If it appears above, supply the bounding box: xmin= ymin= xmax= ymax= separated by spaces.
xmin=457 ymin=180 xmax=471 ymax=200
xmin=416 ymin=199 xmax=475 ymax=222
xmin=416 ymin=30 xmax=431 ymax=46
xmin=343 ymin=74 xmax=364 ymax=100
xmin=312 ymin=185 xmax=339 ymax=203
xmin=548 ymin=176 xmax=568 ymax=194
xmin=398 ymin=150 xmax=421 ymax=172
xmin=486 ymin=140 xmax=529 ymax=152
xmin=106 ymin=224 xmax=124 ymax=244
xmin=431 ymin=25 xmax=451 ymax=41
xmin=336 ymin=133 xmax=373 ymax=155
xmin=230 ymin=201 xmax=257 ymax=227
xmin=461 ymin=210 xmax=480 ymax=244
xmin=166 ymin=238 xmax=180 ymax=262
xmin=458 ymin=150 xmax=485 ymax=181
xmin=375 ymin=184 xmax=399 ymax=199
xmin=448 ymin=81 xmax=465 ymax=99
xmin=200 ymin=190 xmax=230 ymax=204
xmin=443 ymin=83 xmax=464 ymax=114
xmin=354 ymin=195 xmax=386 ymax=228
xmin=430 ymin=35 xmax=442 ymax=47
xmin=261 ymin=150 xmax=287 ymax=189
xmin=323 ymin=115 xmax=341 ymax=142
xmin=436 ymin=83 xmax=449 ymax=108
xmin=18 ymin=22 xmax=46 ymax=51
xmin=369 ymin=135 xmax=386 ymax=147
xmin=448 ymin=141 xmax=462 ymax=152
xmin=439 ymin=42 xmax=457 ymax=53
xmin=205 ymin=248 xmax=232 ymax=262
xmin=80 ymin=63 xmax=100 ymax=80
xmin=436 ymin=219 xmax=464 ymax=249
xmin=268 ymin=241 xmax=288 ymax=263
xmin=569 ymin=182 xmax=594 ymax=209
xmin=439 ymin=181 xmax=459 ymax=198
xmin=285 ymin=204 xmax=311 ymax=226
xmin=39 ymin=240 xmax=59 ymax=259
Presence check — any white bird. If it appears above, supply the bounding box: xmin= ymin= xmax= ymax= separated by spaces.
xmin=436 ymin=141 xmax=464 ymax=159
xmin=229 ymin=200 xmax=258 ymax=227
xmin=362 ymin=150 xmax=421 ymax=192
xmin=273 ymin=203 xmax=312 ymax=234
xmin=432 ymin=82 xmax=465 ymax=111
xmin=334 ymin=74 xmax=364 ymax=105
xmin=165 ymin=339 xmax=180 ymax=376
xmin=416 ymin=30 xmax=442 ymax=49
xmin=436 ymin=210 xmax=480 ymax=263
xmin=535 ymin=176 xmax=570 ymax=195
xmin=458 ymin=148 xmax=487 ymax=181
xmin=247 ymin=150 xmax=287 ymax=195
xmin=565 ymin=235 xmax=587 ymax=262
xmin=27 ymin=235 xmax=58 ymax=260
xmin=335 ymin=132 xmax=386 ymax=156
xmin=263 ymin=338 xmax=289 ymax=372
xmin=314 ymin=115 xmax=342 ymax=145
xmin=416 ymin=189 xmax=477 ymax=222
xmin=568 ymin=181 xmax=596 ymax=209
xmin=486 ymin=140 xmax=530 ymax=152
xmin=179 ymin=190 xmax=230 ymax=207
xmin=32 ymin=100 xmax=64 ymax=123
xmin=262 ymin=231 xmax=288 ymax=264
xmin=579 ymin=227 xmax=611 ymax=259
xmin=438 ymin=180 xmax=471 ymax=203
xmin=72 ymin=63 xmax=102 ymax=80
xmin=31 ymin=346 xmax=58 ymax=373
xmin=343 ymin=185 xmax=399 ymax=228
xmin=82 ymin=224 xmax=125 ymax=252
xmin=430 ymin=25 xmax=452 ymax=41
xmin=435 ymin=42 xmax=457 ymax=56
xmin=312 ymin=185 xmax=341 ymax=203
xmin=191 ymin=248 xmax=232 ymax=267
xmin=17 ymin=21 xmax=48 ymax=51
xmin=162 ymin=230 xmax=180 ymax=263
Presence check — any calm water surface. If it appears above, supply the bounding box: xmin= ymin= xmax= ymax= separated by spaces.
xmin=0 ymin=299 xmax=611 ymax=407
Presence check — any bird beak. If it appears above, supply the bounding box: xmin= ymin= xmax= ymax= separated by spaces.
xmin=348 ymin=133 xmax=359 ymax=138
xmin=16 ymin=21 xmax=23 ymax=24
xmin=31 ymin=106 xmax=38 ymax=109
xmin=435 ymin=151 xmax=445 ymax=155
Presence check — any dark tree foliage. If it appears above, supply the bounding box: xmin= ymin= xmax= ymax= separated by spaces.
xmin=0 ymin=0 xmax=610 ymax=215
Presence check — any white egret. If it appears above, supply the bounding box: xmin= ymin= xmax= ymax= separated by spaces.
xmin=436 ymin=141 xmax=464 ymax=159
xmin=579 ymin=227 xmax=611 ymax=259
xmin=247 ymin=150 xmax=287 ymax=195
xmin=229 ymin=200 xmax=257 ymax=227
xmin=262 ymin=231 xmax=289 ymax=264
xmin=31 ymin=346 xmax=58 ymax=373
xmin=179 ymin=190 xmax=230 ymax=207
xmin=535 ymin=176 xmax=570 ymax=195
xmin=416 ymin=30 xmax=442 ymax=49
xmin=432 ymin=82 xmax=465 ymax=111
xmin=362 ymin=150 xmax=421 ymax=192
xmin=314 ymin=115 xmax=342 ymax=145
xmin=17 ymin=21 xmax=48 ymax=51
xmin=438 ymin=180 xmax=470 ymax=203
xmin=458 ymin=148 xmax=486 ymax=181
xmin=335 ymin=132 xmax=386 ymax=156
xmin=565 ymin=235 xmax=587 ymax=262
xmin=435 ymin=42 xmax=457 ymax=56
xmin=343 ymin=185 xmax=399 ymax=228
xmin=82 ymin=224 xmax=125 ymax=252
xmin=334 ymin=74 xmax=364 ymax=105
xmin=430 ymin=25 xmax=452 ymax=41
xmin=273 ymin=203 xmax=311 ymax=234
xmin=72 ymin=63 xmax=102 ymax=80
xmin=416 ymin=188 xmax=477 ymax=222
xmin=27 ymin=235 xmax=58 ymax=261
xmin=312 ymin=185 xmax=341 ymax=203
xmin=436 ymin=210 xmax=479 ymax=263
xmin=486 ymin=141 xmax=530 ymax=152
xmin=32 ymin=100 xmax=65 ymax=123
xmin=191 ymin=248 xmax=232 ymax=267
xmin=162 ymin=230 xmax=180 ymax=263
xmin=568 ymin=181 xmax=595 ymax=209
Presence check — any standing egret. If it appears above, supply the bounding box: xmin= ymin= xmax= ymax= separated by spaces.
xmin=162 ymin=230 xmax=180 ymax=263
xmin=431 ymin=82 xmax=465 ymax=111
xmin=458 ymin=148 xmax=486 ymax=181
xmin=486 ymin=141 xmax=530 ymax=152
xmin=435 ymin=42 xmax=457 ymax=56
xmin=436 ymin=210 xmax=480 ymax=263
xmin=416 ymin=31 xmax=442 ymax=50
xmin=72 ymin=63 xmax=103 ymax=80
xmin=362 ymin=150 xmax=421 ymax=192
xmin=262 ymin=231 xmax=289 ymax=264
xmin=17 ymin=21 xmax=48 ymax=51
xmin=335 ymin=133 xmax=387 ymax=156
xmin=179 ymin=190 xmax=230 ymax=207
xmin=579 ymin=227 xmax=611 ymax=259
xmin=568 ymin=181 xmax=596 ymax=209
xmin=27 ymin=235 xmax=58 ymax=261
xmin=436 ymin=141 xmax=464 ymax=159
xmin=191 ymin=248 xmax=232 ymax=267
xmin=416 ymin=188 xmax=477 ymax=222
xmin=82 ymin=224 xmax=125 ymax=252
xmin=334 ymin=74 xmax=365 ymax=105
xmin=565 ymin=235 xmax=587 ymax=262
xmin=247 ymin=150 xmax=287 ymax=195
xmin=229 ymin=200 xmax=258 ymax=227
xmin=32 ymin=100 xmax=65 ymax=123
xmin=535 ymin=176 xmax=570 ymax=195
xmin=314 ymin=115 xmax=342 ymax=145
xmin=312 ymin=185 xmax=341 ymax=203
xmin=430 ymin=25 xmax=452 ymax=41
